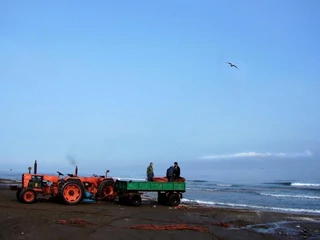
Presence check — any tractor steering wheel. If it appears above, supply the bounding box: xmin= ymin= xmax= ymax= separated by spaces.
xmin=57 ymin=171 xmax=64 ymax=176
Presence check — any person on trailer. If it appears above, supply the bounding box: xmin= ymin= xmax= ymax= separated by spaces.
xmin=166 ymin=165 xmax=174 ymax=182
xmin=146 ymin=162 xmax=154 ymax=181
xmin=173 ymin=162 xmax=180 ymax=180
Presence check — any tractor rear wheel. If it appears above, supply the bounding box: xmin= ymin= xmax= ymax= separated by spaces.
xmin=97 ymin=180 xmax=115 ymax=201
xmin=60 ymin=180 xmax=84 ymax=205
xmin=20 ymin=188 xmax=37 ymax=204
xmin=168 ymin=193 xmax=180 ymax=206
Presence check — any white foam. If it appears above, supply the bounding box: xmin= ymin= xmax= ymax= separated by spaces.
xmin=260 ymin=193 xmax=320 ymax=200
xmin=186 ymin=187 xmax=218 ymax=192
xmin=291 ymin=182 xmax=320 ymax=187
xmin=217 ymin=184 xmax=232 ymax=187
xmin=181 ymin=198 xmax=320 ymax=214
xmin=204 ymin=188 xmax=218 ymax=192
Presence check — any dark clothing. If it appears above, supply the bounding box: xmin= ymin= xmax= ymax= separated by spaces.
xmin=147 ymin=173 xmax=154 ymax=181
xmin=166 ymin=166 xmax=174 ymax=182
xmin=146 ymin=166 xmax=153 ymax=175
xmin=173 ymin=166 xmax=180 ymax=179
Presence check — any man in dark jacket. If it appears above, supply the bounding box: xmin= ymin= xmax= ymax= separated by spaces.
xmin=173 ymin=162 xmax=181 ymax=179
xmin=166 ymin=165 xmax=174 ymax=182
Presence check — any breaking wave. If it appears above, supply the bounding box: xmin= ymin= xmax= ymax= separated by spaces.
xmin=181 ymin=198 xmax=320 ymax=214
xmin=186 ymin=187 xmax=218 ymax=192
xmin=291 ymin=183 xmax=320 ymax=187
xmin=265 ymin=181 xmax=320 ymax=188
xmin=260 ymin=193 xmax=320 ymax=200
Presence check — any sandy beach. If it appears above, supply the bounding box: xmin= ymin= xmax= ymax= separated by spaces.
xmin=0 ymin=184 xmax=319 ymax=240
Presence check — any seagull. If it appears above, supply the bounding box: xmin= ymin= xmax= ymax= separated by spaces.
xmin=227 ymin=62 xmax=239 ymax=70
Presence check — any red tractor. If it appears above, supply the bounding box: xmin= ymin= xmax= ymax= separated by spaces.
xmin=12 ymin=161 xmax=116 ymax=205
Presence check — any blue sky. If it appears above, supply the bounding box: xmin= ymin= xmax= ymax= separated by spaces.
xmin=1 ymin=1 xmax=320 ymax=176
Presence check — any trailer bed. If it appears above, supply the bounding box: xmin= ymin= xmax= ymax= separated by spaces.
xmin=115 ymin=180 xmax=186 ymax=192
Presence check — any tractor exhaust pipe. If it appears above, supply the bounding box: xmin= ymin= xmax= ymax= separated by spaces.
xmin=75 ymin=166 xmax=78 ymax=176
xmin=34 ymin=160 xmax=37 ymax=174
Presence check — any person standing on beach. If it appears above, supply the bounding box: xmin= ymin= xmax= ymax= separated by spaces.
xmin=173 ymin=162 xmax=180 ymax=179
xmin=146 ymin=162 xmax=154 ymax=181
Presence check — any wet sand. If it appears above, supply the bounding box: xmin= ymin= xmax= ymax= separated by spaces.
xmin=0 ymin=186 xmax=319 ymax=240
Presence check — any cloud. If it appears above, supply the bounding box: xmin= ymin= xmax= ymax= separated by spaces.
xmin=199 ymin=150 xmax=313 ymax=160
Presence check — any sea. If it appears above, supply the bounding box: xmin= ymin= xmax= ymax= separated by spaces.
xmin=1 ymin=169 xmax=320 ymax=215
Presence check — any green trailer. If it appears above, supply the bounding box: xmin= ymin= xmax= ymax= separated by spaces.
xmin=115 ymin=180 xmax=186 ymax=207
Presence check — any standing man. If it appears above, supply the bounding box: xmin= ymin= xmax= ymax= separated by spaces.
xmin=173 ymin=162 xmax=180 ymax=179
xmin=146 ymin=162 xmax=154 ymax=181
xmin=166 ymin=165 xmax=174 ymax=182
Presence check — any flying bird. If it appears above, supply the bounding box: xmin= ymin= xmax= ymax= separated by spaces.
xmin=227 ymin=62 xmax=239 ymax=70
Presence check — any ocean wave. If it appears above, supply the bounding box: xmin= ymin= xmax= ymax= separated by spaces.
xmin=181 ymin=198 xmax=320 ymax=214
xmin=264 ymin=182 xmax=292 ymax=186
xmin=189 ymin=180 xmax=209 ymax=183
xmin=186 ymin=187 xmax=218 ymax=192
xmin=217 ymin=184 xmax=232 ymax=187
xmin=188 ymin=182 xmax=233 ymax=187
xmin=204 ymin=188 xmax=218 ymax=192
xmin=264 ymin=181 xmax=320 ymax=188
xmin=291 ymin=183 xmax=320 ymax=187
xmin=260 ymin=193 xmax=320 ymax=200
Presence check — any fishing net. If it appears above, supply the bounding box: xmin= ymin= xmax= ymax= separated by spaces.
xmin=126 ymin=224 xmax=208 ymax=232
xmin=152 ymin=177 xmax=185 ymax=182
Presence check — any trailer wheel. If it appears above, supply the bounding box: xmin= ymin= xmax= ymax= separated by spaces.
xmin=168 ymin=193 xmax=180 ymax=206
xmin=60 ymin=180 xmax=84 ymax=205
xmin=20 ymin=188 xmax=37 ymax=204
xmin=97 ymin=180 xmax=115 ymax=201
xmin=130 ymin=194 xmax=141 ymax=207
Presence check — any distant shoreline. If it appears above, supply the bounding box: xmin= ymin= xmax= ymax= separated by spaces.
xmin=0 ymin=178 xmax=21 ymax=185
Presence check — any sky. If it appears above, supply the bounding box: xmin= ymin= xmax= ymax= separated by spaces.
xmin=1 ymin=1 xmax=320 ymax=178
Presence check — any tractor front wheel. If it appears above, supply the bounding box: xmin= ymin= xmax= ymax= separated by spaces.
xmin=20 ymin=188 xmax=37 ymax=204
xmin=60 ymin=181 xmax=84 ymax=205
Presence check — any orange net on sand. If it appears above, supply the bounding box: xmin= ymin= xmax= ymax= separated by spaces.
xmin=173 ymin=205 xmax=189 ymax=210
xmin=214 ymin=222 xmax=231 ymax=228
xmin=126 ymin=224 xmax=208 ymax=232
xmin=153 ymin=177 xmax=185 ymax=182
xmin=56 ymin=219 xmax=92 ymax=226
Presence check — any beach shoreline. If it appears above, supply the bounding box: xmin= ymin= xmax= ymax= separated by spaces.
xmin=1 ymin=177 xmax=320 ymax=216
xmin=0 ymin=183 xmax=319 ymax=239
